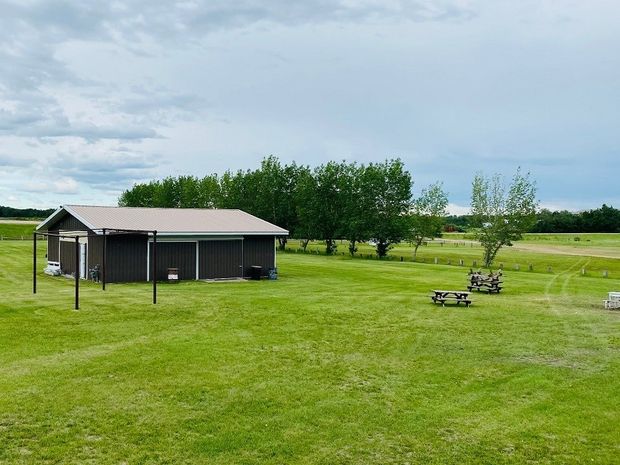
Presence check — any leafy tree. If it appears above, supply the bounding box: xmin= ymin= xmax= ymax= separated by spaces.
xmin=363 ymin=159 xmax=413 ymax=258
xmin=197 ymin=174 xmax=222 ymax=208
xmin=408 ymin=182 xmax=448 ymax=261
xmin=470 ymin=169 xmax=538 ymax=267
xmin=118 ymin=182 xmax=157 ymax=207
xmin=336 ymin=163 xmax=370 ymax=256
xmin=251 ymin=156 xmax=305 ymax=250
xmin=296 ymin=161 xmax=350 ymax=254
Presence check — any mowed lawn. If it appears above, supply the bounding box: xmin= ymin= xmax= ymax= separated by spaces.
xmin=1 ymin=242 xmax=619 ymax=464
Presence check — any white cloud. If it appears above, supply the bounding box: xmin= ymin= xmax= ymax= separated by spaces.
xmin=0 ymin=0 xmax=619 ymax=210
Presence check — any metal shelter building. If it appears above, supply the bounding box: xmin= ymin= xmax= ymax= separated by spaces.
xmin=36 ymin=205 xmax=288 ymax=282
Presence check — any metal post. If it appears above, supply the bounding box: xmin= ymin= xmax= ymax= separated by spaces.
xmin=102 ymin=228 xmax=106 ymax=291
xmin=33 ymin=233 xmax=37 ymax=294
xmin=75 ymin=236 xmax=80 ymax=310
xmin=152 ymin=231 xmax=157 ymax=304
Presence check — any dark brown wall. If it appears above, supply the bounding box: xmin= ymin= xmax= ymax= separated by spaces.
xmin=60 ymin=240 xmax=77 ymax=275
xmin=88 ymin=235 xmax=104 ymax=271
xmin=243 ymin=236 xmax=275 ymax=277
xmin=199 ymin=240 xmax=243 ymax=279
xmin=106 ymin=234 xmax=148 ymax=283
xmin=47 ymin=232 xmax=59 ymax=261
xmin=48 ymin=214 xmax=89 ymax=231
xmin=47 ymin=214 xmax=90 ymax=263
xmin=149 ymin=242 xmax=196 ymax=281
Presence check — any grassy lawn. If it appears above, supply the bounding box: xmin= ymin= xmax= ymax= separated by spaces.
xmin=1 ymin=241 xmax=619 ymax=464
xmin=0 ymin=222 xmax=36 ymax=240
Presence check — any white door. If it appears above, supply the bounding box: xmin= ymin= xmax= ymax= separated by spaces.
xmin=80 ymin=243 xmax=87 ymax=279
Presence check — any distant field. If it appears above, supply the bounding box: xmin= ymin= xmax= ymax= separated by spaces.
xmin=287 ymin=233 xmax=620 ymax=277
xmin=0 ymin=221 xmax=37 ymax=239
xmin=1 ymin=241 xmax=619 ymax=464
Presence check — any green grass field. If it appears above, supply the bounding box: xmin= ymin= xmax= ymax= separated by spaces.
xmin=0 ymin=222 xmax=37 ymax=240
xmin=289 ymin=234 xmax=620 ymax=277
xmin=1 ymin=240 xmax=619 ymax=464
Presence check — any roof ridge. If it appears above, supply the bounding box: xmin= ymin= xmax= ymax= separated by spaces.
xmin=68 ymin=205 xmax=242 ymax=211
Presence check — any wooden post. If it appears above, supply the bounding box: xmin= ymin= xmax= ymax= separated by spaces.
xmin=102 ymin=228 xmax=107 ymax=291
xmin=75 ymin=236 xmax=80 ymax=310
xmin=33 ymin=233 xmax=37 ymax=294
xmin=152 ymin=231 xmax=157 ymax=304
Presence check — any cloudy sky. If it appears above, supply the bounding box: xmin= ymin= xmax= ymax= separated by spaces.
xmin=1 ymin=0 xmax=618 ymax=212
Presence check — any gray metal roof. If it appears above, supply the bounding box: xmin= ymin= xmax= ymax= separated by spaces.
xmin=37 ymin=205 xmax=289 ymax=236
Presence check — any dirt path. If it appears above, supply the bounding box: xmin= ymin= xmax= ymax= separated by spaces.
xmin=440 ymin=237 xmax=620 ymax=259
xmin=510 ymin=242 xmax=620 ymax=259
xmin=0 ymin=220 xmax=39 ymax=224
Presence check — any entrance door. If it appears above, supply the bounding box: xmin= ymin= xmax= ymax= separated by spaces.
xmin=199 ymin=240 xmax=243 ymax=279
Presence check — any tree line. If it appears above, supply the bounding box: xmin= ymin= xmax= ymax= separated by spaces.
xmin=445 ymin=204 xmax=620 ymax=234
xmin=119 ymin=156 xmax=449 ymax=257
xmin=0 ymin=206 xmax=55 ymax=219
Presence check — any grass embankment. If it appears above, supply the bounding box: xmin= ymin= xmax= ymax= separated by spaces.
xmin=1 ymin=241 xmax=619 ymax=464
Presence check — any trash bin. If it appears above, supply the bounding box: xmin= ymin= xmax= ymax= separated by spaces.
xmin=250 ymin=265 xmax=262 ymax=280
xmin=167 ymin=267 xmax=179 ymax=282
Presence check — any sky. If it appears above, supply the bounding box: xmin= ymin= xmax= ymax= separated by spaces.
xmin=0 ymin=0 xmax=619 ymax=214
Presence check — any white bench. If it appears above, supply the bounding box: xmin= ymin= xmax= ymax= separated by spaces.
xmin=604 ymin=292 xmax=620 ymax=309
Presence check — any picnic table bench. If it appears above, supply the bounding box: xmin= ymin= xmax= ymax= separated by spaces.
xmin=430 ymin=290 xmax=472 ymax=307
xmin=467 ymin=280 xmax=503 ymax=293
xmin=467 ymin=271 xmax=503 ymax=293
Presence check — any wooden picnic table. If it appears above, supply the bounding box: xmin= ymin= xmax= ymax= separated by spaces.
xmin=467 ymin=280 xmax=503 ymax=293
xmin=430 ymin=290 xmax=472 ymax=307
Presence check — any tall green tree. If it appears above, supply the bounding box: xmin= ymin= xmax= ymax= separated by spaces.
xmin=363 ymin=159 xmax=413 ymax=258
xmin=408 ymin=182 xmax=449 ymax=261
xmin=336 ymin=163 xmax=370 ymax=256
xmin=470 ymin=169 xmax=538 ymax=267
xmin=251 ymin=156 xmax=304 ymax=249
xmin=118 ymin=182 xmax=157 ymax=207
xmin=296 ymin=161 xmax=350 ymax=254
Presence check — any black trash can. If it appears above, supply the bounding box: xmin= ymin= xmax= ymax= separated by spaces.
xmin=250 ymin=265 xmax=262 ymax=280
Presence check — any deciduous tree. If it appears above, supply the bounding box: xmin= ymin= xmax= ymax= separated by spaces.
xmin=470 ymin=169 xmax=538 ymax=267
xmin=408 ymin=182 xmax=448 ymax=261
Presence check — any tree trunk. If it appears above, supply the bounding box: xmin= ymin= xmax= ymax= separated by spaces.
xmin=413 ymin=242 xmax=420 ymax=261
xmin=376 ymin=240 xmax=389 ymax=258
xmin=278 ymin=237 xmax=287 ymax=250
xmin=325 ymin=239 xmax=337 ymax=255
xmin=348 ymin=240 xmax=357 ymax=256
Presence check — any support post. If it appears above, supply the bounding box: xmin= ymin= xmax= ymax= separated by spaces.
xmin=102 ymin=228 xmax=106 ymax=291
xmin=33 ymin=233 xmax=37 ymax=294
xmin=75 ymin=236 xmax=80 ymax=310
xmin=152 ymin=231 xmax=157 ymax=304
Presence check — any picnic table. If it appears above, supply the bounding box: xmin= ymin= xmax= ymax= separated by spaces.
xmin=430 ymin=290 xmax=472 ymax=307
xmin=467 ymin=270 xmax=503 ymax=294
